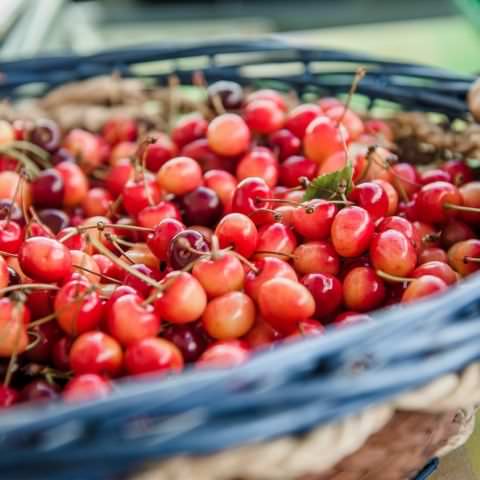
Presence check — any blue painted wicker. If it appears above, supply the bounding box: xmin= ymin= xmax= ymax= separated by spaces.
xmin=0 ymin=40 xmax=477 ymax=480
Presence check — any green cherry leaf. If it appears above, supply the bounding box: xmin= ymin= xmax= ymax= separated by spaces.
xmin=303 ymin=161 xmax=353 ymax=201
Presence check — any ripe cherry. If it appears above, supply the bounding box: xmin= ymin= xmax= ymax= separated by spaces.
xmin=268 ymin=129 xmax=301 ymax=161
xmin=171 ymin=114 xmax=208 ymax=149
xmin=370 ymin=230 xmax=417 ymax=277
xmin=63 ymin=374 xmax=111 ymax=403
xmin=55 ymin=161 xmax=89 ymax=207
xmin=448 ymin=239 xmax=480 ymax=276
xmin=391 ymin=163 xmax=420 ymax=199
xmin=202 ymin=292 xmax=255 ymax=340
xmin=82 ymin=187 xmax=113 ymax=218
xmin=122 ymin=176 xmax=162 ymax=217
xmin=304 ymin=116 xmax=346 ymax=164
xmin=105 ymin=158 xmax=134 ymax=197
xmin=24 ymin=322 xmax=62 ymax=363
xmin=293 ymin=241 xmax=340 ymax=276
xmin=102 ymin=117 xmax=138 ymax=145
xmin=244 ymin=99 xmax=285 ymax=134
xmin=124 ymin=263 xmax=162 ymax=297
xmin=285 ymin=104 xmax=322 ymax=138
xmin=236 ymin=147 xmax=279 ymax=188
xmin=157 ymin=156 xmax=203 ymax=196
xmin=154 ymin=272 xmax=207 ymax=324
xmin=21 ymin=380 xmax=60 ymax=403
xmin=167 ymin=229 xmax=209 ymax=269
xmin=54 ymin=279 xmax=103 ymax=336
xmin=254 ymin=223 xmax=297 ymax=260
xmin=0 ymin=220 xmax=24 ymax=254
xmin=70 ymin=331 xmax=123 ymax=377
xmin=32 ymin=168 xmax=65 ymax=208
xmin=412 ymin=261 xmax=457 ymax=285
xmin=420 ymin=169 xmax=451 ymax=185
xmin=207 ymin=113 xmax=250 ymax=157
xmin=458 ymin=182 xmax=480 ymax=224
xmin=418 ymin=247 xmax=448 ymax=264
xmin=147 ymin=218 xmax=185 ymax=260
xmin=325 ymin=106 xmax=364 ymax=141
xmin=182 ymin=186 xmax=223 ymax=226
xmin=137 ymin=201 xmax=181 ymax=229
xmin=0 ymin=386 xmax=19 ymax=408
xmin=301 ymin=273 xmax=343 ymax=319
xmin=415 ymin=181 xmax=463 ymax=224
xmin=247 ymin=89 xmax=287 ymax=111
xmin=215 ymin=213 xmax=258 ymax=258
xmin=441 ymin=219 xmax=475 ymax=248
xmin=204 ymin=169 xmax=237 ymax=208
xmin=331 ymin=206 xmax=374 ymax=257
xmin=231 ymin=177 xmax=272 ymax=218
xmin=125 ymin=337 xmax=183 ymax=376
xmin=401 ymin=275 xmax=447 ymax=303
xmin=30 ymin=118 xmax=61 ymax=152
xmin=373 ymin=179 xmax=399 ymax=216
xmin=244 ymin=318 xmax=280 ymax=350
xmin=207 ymin=80 xmax=244 ymax=110
xmin=334 ymin=311 xmax=372 ymax=328
xmin=0 ymin=298 xmax=28 ymax=357
xmin=349 ymin=182 xmax=389 ymax=220
xmin=343 ymin=266 xmax=385 ymax=312
xmin=280 ymin=155 xmax=317 ymax=188
xmin=162 ymin=323 xmax=209 ymax=363
xmin=258 ymin=277 xmax=315 ymax=334
xmin=197 ymin=340 xmax=249 ymax=368
xmin=376 ymin=216 xmax=419 ymax=251
xmin=442 ymin=160 xmax=474 ymax=186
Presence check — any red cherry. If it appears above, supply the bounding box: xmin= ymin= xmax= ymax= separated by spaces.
xmin=137 ymin=201 xmax=181 ymax=229
xmin=364 ymin=119 xmax=394 ymax=141
xmin=293 ymin=241 xmax=340 ymax=276
xmin=418 ymin=247 xmax=448 ymax=265
xmin=21 ymin=380 xmax=60 ymax=403
xmin=207 ymin=114 xmax=250 ymax=157
xmin=204 ymin=169 xmax=237 ymax=208
xmin=294 ymin=318 xmax=326 ymax=338
xmin=54 ymin=279 xmax=103 ymax=336
xmin=23 ymin=321 xmax=62 ymax=363
xmin=244 ymin=318 xmax=280 ymax=350
xmin=122 ymin=176 xmax=162 ymax=217
xmin=82 ymin=187 xmax=113 ymax=218
xmin=236 ymin=147 xmax=279 ymax=188
xmin=343 ymin=266 xmax=385 ymax=312
xmin=349 ymin=181 xmax=389 ymax=220
xmin=301 ymin=273 xmax=343 ymax=319
xmin=109 ymin=141 xmax=136 ymax=165
xmin=125 ymin=337 xmax=183 ymax=376
xmin=147 ymin=218 xmax=185 ymax=260
xmin=391 ymin=163 xmax=420 ymax=199
xmin=63 ymin=374 xmax=111 ymax=403
xmin=268 ymin=129 xmax=301 ymax=161
xmin=70 ymin=331 xmax=123 ymax=376
xmin=231 ymin=177 xmax=272 ymax=218
xmin=19 ymin=237 xmax=71 ymax=283
xmin=245 ymin=256 xmax=297 ymax=303
xmin=413 ymin=221 xmax=440 ymax=250
xmin=55 ymin=159 xmax=89 ymax=208
xmin=105 ymin=159 xmax=134 ymax=196
xmin=420 ymin=169 xmax=451 ymax=185
xmin=197 ymin=340 xmax=249 ymax=368
xmin=244 ymin=99 xmax=285 ymax=134
xmin=62 ymin=129 xmax=103 ymax=172
xmin=258 ymin=277 xmax=315 ymax=334
xmin=370 ymin=230 xmax=417 ymax=277
xmin=215 ymin=213 xmax=258 ymax=258
xmin=331 ymin=206 xmax=374 ymax=257
xmin=458 ymin=182 xmax=480 ymax=224
xmin=401 ymin=275 xmax=447 ymax=303
xmin=107 ymin=293 xmax=160 ymax=346
xmin=334 ymin=311 xmax=372 ymax=328
xmin=154 ymin=272 xmax=207 ymax=324
xmin=124 ymin=264 xmax=163 ymax=298
xmin=0 ymin=298 xmax=28 ymax=357
xmin=304 ymin=116 xmax=346 ymax=164
xmin=254 ymin=223 xmax=297 ymax=260
xmin=280 ymin=155 xmax=317 ymax=188
xmin=448 ymin=239 xmax=480 ymax=276
xmin=171 ymin=114 xmax=207 ymax=149
xmin=52 ymin=336 xmax=73 ymax=371
xmin=167 ymin=229 xmax=209 ymax=270
xmin=202 ymin=292 xmax=255 ymax=340
xmin=292 ymin=201 xmax=337 ymax=241
xmin=102 ymin=117 xmax=138 ymax=145
xmin=0 ymin=220 xmax=23 ymax=253
xmin=247 ymin=89 xmax=287 ymax=111
xmin=412 ymin=261 xmax=457 ymax=285
xmin=285 ymin=104 xmax=322 ymax=138
xmin=32 ymin=168 xmax=65 ymax=208
xmin=441 ymin=219 xmax=475 ymax=248
xmin=182 ymin=186 xmax=223 ymax=227
xmin=192 ymin=252 xmax=244 ymax=298
xmin=373 ymin=179 xmax=398 ymax=216
xmin=162 ymin=322 xmax=209 ymax=363
xmin=376 ymin=216 xmax=419 ymax=251
xmin=0 ymin=386 xmax=19 ymax=408
xmin=156 ymin=156 xmax=203 ymax=196
xmin=141 ymin=133 xmax=178 ymax=171
xmin=325 ymin=106 xmax=364 ymax=141
xmin=442 ymin=160 xmax=474 ymax=185
xmin=415 ymin=181 xmax=463 ymax=224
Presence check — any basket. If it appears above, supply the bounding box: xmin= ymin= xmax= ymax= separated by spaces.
xmin=0 ymin=39 xmax=479 ymax=480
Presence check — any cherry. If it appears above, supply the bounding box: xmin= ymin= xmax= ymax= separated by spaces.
xmin=0 ymin=298 xmax=28 ymax=357
xmin=157 ymin=156 xmax=203 ymax=196
xmin=441 ymin=219 xmax=475 ymax=248
xmin=285 ymin=104 xmax=322 ymax=139
xmin=102 ymin=117 xmax=138 ymax=145
xmin=32 ymin=168 xmax=65 ymax=208
xmin=254 ymin=223 xmax=297 ymax=259
xmin=154 ymin=272 xmax=207 ymax=324
xmin=55 ymin=162 xmax=89 ymax=207
xmin=290 ymin=318 xmax=325 ymax=339
xmin=62 ymin=129 xmax=103 ymax=173
xmin=23 ymin=321 xmax=62 ymax=363
xmin=293 ymin=241 xmax=340 ymax=276
xmin=54 ymin=279 xmax=103 ymax=336
xmin=105 ymin=158 xmax=134 ymax=197
xmin=0 ymin=200 xmax=23 ymax=224
xmin=412 ymin=261 xmax=457 ymax=285
xmin=334 ymin=311 xmax=372 ymax=327
xmin=138 ymin=133 xmax=177 ymax=172
xmin=162 ymin=323 xmax=209 ymax=363
xmin=0 ymin=171 xmax=32 ymax=208
xmin=181 ymin=138 xmax=237 ymax=174
xmin=147 ymin=218 xmax=185 ymax=260
xmin=304 ymin=116 xmax=346 ymax=164
xmin=25 ymin=288 xmax=55 ymax=319
xmin=370 ymin=230 xmax=417 ymax=277
xmin=244 ymin=318 xmax=280 ymax=350
xmin=420 ymin=169 xmax=451 ymax=185
xmin=51 ymin=147 xmax=75 ymax=165
xmin=343 ymin=266 xmax=385 ymax=312
xmin=418 ymin=247 xmax=448 ymax=264
xmin=448 ymin=239 xmax=480 ymax=276
xmin=291 ymin=200 xmax=336 ymax=241
xmin=325 ymin=106 xmax=364 ymax=141
xmin=401 ymin=275 xmax=447 ymax=303
xmin=349 ymin=182 xmax=389 ymax=221
xmin=21 ymin=380 xmax=60 ymax=403
xmin=244 ymin=99 xmax=285 ymax=134
xmin=391 ymin=163 xmax=420 ymax=199
xmin=37 ymin=209 xmax=69 ymax=235
xmin=70 ymin=331 xmax=123 ymax=377
xmin=207 ymin=113 xmax=250 ymax=157
xmin=215 ymin=213 xmax=258 ymax=258
xmin=331 ymin=206 xmax=374 ymax=257
xmin=202 ymin=291 xmax=255 ymax=340
xmin=376 ymin=216 xmax=419 ymax=251
xmin=125 ymin=337 xmax=183 ymax=376
xmin=207 ymin=80 xmax=244 ymax=110
xmin=458 ymin=182 xmax=480 ymax=224
xmin=63 ymin=374 xmax=111 ymax=403
xmin=109 ymin=140 xmax=136 ymax=165
xmin=301 ymin=273 xmax=343 ymax=319
xmin=82 ymin=187 xmax=113 ymax=218
xmin=7 ymin=266 xmax=20 ymax=286
xmin=247 ymin=89 xmax=287 ymax=111
xmin=245 ymin=256 xmax=297 ymax=303
xmin=197 ymin=340 xmax=249 ymax=368
xmin=0 ymin=386 xmax=19 ymax=408
xmin=258 ymin=277 xmax=315 ymax=334
xmin=373 ymin=179 xmax=399 ymax=216
xmin=137 ymin=201 xmax=181 ymax=229
xmin=182 ymin=186 xmax=223 ymax=226
xmin=268 ymin=129 xmax=301 ymax=161
xmin=167 ymin=229 xmax=209 ymax=270
xmin=30 ymin=119 xmax=61 ymax=152
xmin=236 ymin=147 xmax=279 ymax=188
xmin=364 ymin=119 xmax=394 ymax=141
xmin=19 ymin=237 xmax=71 ymax=282
xmin=442 ymin=160 xmax=474 ymax=186
xmin=203 ymin=169 xmax=237 ymax=208
xmin=124 ymin=264 xmax=162 ymax=298
xmin=231 ymin=177 xmax=272 ymax=220
xmin=171 ymin=114 xmax=208 ymax=149
xmin=415 ymin=181 xmax=463 ymax=224
xmin=413 ymin=221 xmax=440 ymax=250
xmin=280 ymin=155 xmax=317 ymax=188
xmin=192 ymin=252 xmax=244 ymax=298
xmin=52 ymin=336 xmax=73 ymax=371
xmin=122 ymin=176 xmax=162 ymax=217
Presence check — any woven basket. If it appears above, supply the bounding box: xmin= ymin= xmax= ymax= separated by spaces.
xmin=0 ymin=39 xmax=479 ymax=480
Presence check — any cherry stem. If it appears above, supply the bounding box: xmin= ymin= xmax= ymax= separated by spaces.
xmin=29 ymin=207 xmax=55 ymax=238
xmin=336 ymin=67 xmax=366 ymax=128
xmin=255 ymin=250 xmax=296 ymax=259
xmin=376 ymin=270 xmax=414 ymax=283
xmin=73 ymin=264 xmax=122 ymax=285
xmin=249 ymin=208 xmax=282 ymax=221
xmin=0 ymin=250 xmax=17 ymax=257
xmin=229 ymin=251 xmax=259 ymax=274
xmin=109 ymin=236 xmax=138 ymax=248
xmin=210 ymin=235 xmax=221 ymax=261
xmin=177 ymin=238 xmax=211 ymax=256
xmin=444 ymin=203 xmax=480 ymax=213
xmin=464 ymin=256 xmax=480 ymax=264
xmin=87 ymin=233 xmax=162 ymax=290
xmin=106 ymin=234 xmax=136 ymax=264
xmin=28 ymin=312 xmax=57 ymax=329
xmin=5 ymin=173 xmax=24 ymax=225
xmin=58 ymin=222 xmax=153 ymax=244
xmin=0 ymin=283 xmax=59 ymax=297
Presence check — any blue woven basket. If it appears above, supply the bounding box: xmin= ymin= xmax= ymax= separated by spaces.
xmin=0 ymin=39 xmax=478 ymax=480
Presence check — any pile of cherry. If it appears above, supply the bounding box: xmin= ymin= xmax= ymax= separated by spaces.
xmin=0 ymin=80 xmax=479 ymax=410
